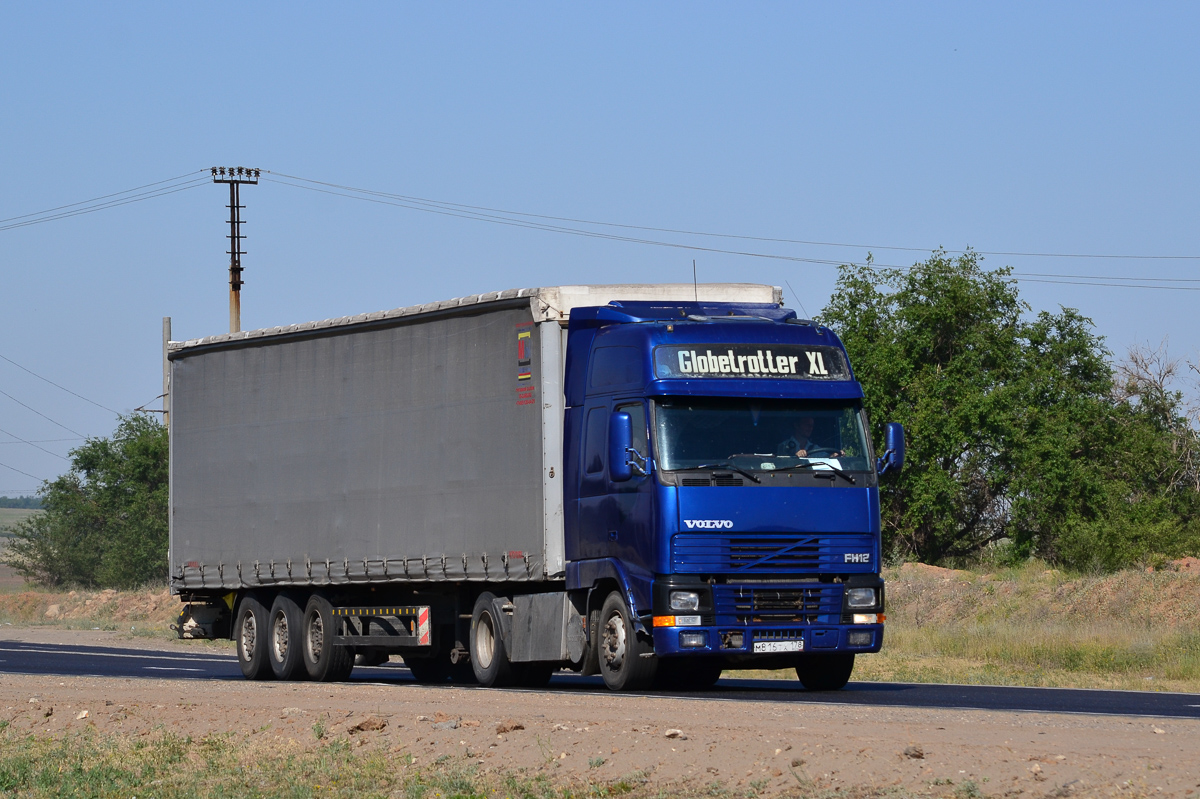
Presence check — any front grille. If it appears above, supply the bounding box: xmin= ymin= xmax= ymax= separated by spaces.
xmin=713 ymin=583 xmax=843 ymax=625
xmin=751 ymin=629 xmax=803 ymax=642
xmin=672 ymin=533 xmax=875 ymax=573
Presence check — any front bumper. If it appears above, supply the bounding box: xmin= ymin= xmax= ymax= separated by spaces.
xmin=650 ymin=574 xmax=885 ymax=658
xmin=652 ymin=622 xmax=883 ymax=657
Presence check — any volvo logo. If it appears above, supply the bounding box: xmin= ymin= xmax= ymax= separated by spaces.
xmin=683 ymin=519 xmax=734 ymax=530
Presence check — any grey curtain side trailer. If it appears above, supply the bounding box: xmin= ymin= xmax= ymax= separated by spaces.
xmin=167 ymin=284 xmax=779 ymax=592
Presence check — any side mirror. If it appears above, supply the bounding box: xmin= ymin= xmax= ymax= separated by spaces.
xmin=609 ymin=412 xmax=634 ymax=482
xmin=876 ymin=422 xmax=906 ymax=475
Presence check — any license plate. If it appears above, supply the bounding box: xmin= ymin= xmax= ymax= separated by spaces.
xmin=753 ymin=640 xmax=802 ymax=653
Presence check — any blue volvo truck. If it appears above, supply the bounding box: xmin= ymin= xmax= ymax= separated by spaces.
xmin=169 ymin=284 xmax=904 ymax=691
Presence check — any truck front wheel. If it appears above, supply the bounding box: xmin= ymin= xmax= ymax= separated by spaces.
xmin=598 ymin=592 xmax=657 ymax=691
xmin=268 ymin=593 xmax=308 ymax=680
xmin=795 ymin=653 xmax=854 ymax=691
xmin=470 ymin=592 xmax=514 ymax=687
xmin=235 ymin=594 xmax=273 ymax=680
xmin=302 ymin=594 xmax=354 ymax=682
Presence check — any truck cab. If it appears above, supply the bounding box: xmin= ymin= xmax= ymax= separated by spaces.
xmin=561 ymin=300 xmax=903 ymax=690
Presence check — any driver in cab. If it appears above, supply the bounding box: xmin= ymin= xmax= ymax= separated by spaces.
xmin=780 ymin=415 xmax=842 ymax=459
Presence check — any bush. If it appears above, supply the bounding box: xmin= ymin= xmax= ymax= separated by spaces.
xmin=1 ymin=414 xmax=168 ymax=588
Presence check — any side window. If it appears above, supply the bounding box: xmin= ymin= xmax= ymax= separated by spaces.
xmin=584 ymin=407 xmax=606 ymax=474
xmin=616 ymin=402 xmax=648 ymax=459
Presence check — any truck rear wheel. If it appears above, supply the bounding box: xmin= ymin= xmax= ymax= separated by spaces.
xmin=235 ymin=594 xmax=273 ymax=680
xmin=598 ymin=591 xmax=657 ymax=691
xmin=470 ymin=592 xmax=514 ymax=687
xmin=795 ymin=653 xmax=854 ymax=691
xmin=302 ymin=594 xmax=354 ymax=681
xmin=268 ymin=593 xmax=307 ymax=680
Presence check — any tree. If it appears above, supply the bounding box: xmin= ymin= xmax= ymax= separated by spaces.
xmin=820 ymin=250 xmax=1200 ymax=568
xmin=1 ymin=414 xmax=168 ymax=588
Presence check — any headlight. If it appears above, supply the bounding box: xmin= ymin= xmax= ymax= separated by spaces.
xmin=846 ymin=587 xmax=877 ymax=608
xmin=669 ymin=591 xmax=700 ymax=611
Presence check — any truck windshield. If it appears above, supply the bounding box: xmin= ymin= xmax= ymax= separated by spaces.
xmin=653 ymin=397 xmax=872 ymax=473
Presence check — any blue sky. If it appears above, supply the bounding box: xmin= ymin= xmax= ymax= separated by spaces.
xmin=1 ymin=3 xmax=1197 ymax=493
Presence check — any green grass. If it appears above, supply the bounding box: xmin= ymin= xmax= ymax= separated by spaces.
xmin=0 ymin=727 xmax=939 ymax=799
xmin=0 ymin=508 xmax=41 ymax=537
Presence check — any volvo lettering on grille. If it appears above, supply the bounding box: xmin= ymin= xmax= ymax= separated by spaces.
xmin=683 ymin=519 xmax=734 ymax=530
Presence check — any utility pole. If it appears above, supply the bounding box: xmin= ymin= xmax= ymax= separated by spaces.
xmin=211 ymin=166 xmax=260 ymax=333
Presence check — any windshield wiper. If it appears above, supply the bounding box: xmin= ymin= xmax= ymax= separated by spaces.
xmin=692 ymin=463 xmax=762 ymax=484
xmin=775 ymin=462 xmax=856 ymax=484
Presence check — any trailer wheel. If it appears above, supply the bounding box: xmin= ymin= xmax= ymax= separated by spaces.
xmin=598 ymin=591 xmax=657 ymax=691
xmin=795 ymin=653 xmax=854 ymax=691
xmin=470 ymin=592 xmax=514 ymax=687
xmin=268 ymin=593 xmax=307 ymax=680
xmin=302 ymin=594 xmax=354 ymax=682
xmin=235 ymin=594 xmax=273 ymax=680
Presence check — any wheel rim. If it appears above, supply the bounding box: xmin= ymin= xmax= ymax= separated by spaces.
xmin=306 ymin=613 xmax=323 ymax=663
xmin=474 ymin=611 xmax=495 ymax=670
xmin=239 ymin=611 xmax=257 ymax=661
xmin=272 ymin=611 xmax=289 ymax=662
xmin=602 ymin=611 xmax=626 ymax=672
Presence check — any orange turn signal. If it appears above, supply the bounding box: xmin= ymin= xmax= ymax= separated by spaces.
xmin=652 ymin=615 xmax=675 ymax=627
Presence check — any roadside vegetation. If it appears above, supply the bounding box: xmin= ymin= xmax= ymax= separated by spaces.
xmin=5 ymin=561 xmax=1199 ymax=693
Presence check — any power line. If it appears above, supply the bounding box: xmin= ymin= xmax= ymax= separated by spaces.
xmin=0 ymin=175 xmax=209 ymax=233
xmin=0 ymin=460 xmax=43 ymax=482
xmin=0 ymin=428 xmax=69 ymax=461
xmin=265 ymin=172 xmax=1200 ymax=293
xmin=0 ymin=438 xmax=81 ymax=445
xmin=0 ymin=389 xmax=86 ymax=437
xmin=267 ymin=170 xmax=1200 ymax=262
xmin=0 ymin=353 xmax=119 ymax=414
xmin=0 ymin=170 xmax=207 ymax=225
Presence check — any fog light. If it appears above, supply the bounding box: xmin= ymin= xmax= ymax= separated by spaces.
xmin=846 ymin=587 xmax=877 ymax=608
xmin=847 ymin=630 xmax=873 ymax=647
xmin=852 ymin=613 xmax=878 ymax=624
xmin=670 ymin=591 xmax=700 ymax=611
xmin=679 ymin=631 xmax=708 ymax=648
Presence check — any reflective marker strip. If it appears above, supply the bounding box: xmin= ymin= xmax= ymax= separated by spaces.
xmin=418 ymin=607 xmax=431 ymax=645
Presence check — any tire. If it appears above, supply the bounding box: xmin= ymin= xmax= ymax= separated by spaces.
xmin=470 ymin=592 xmax=514 ymax=687
xmin=654 ymin=659 xmax=722 ymax=691
xmin=597 ymin=591 xmax=657 ymax=691
xmin=268 ymin=593 xmax=307 ymax=680
xmin=795 ymin=653 xmax=855 ymax=691
xmin=235 ymin=593 xmax=274 ymax=680
xmin=302 ymin=594 xmax=354 ymax=682
xmin=513 ymin=663 xmax=555 ymax=688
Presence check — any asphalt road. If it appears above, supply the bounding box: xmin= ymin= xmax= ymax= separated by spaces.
xmin=2 ymin=639 xmax=1199 ymax=720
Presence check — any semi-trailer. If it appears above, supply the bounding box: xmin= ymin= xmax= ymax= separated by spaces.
xmin=169 ymin=283 xmax=905 ymax=691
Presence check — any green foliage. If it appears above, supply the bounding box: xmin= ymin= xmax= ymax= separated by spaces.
xmin=0 ymin=495 xmax=41 ymax=509
xmin=821 ymin=250 xmax=1200 ymax=569
xmin=1 ymin=414 xmax=168 ymax=588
